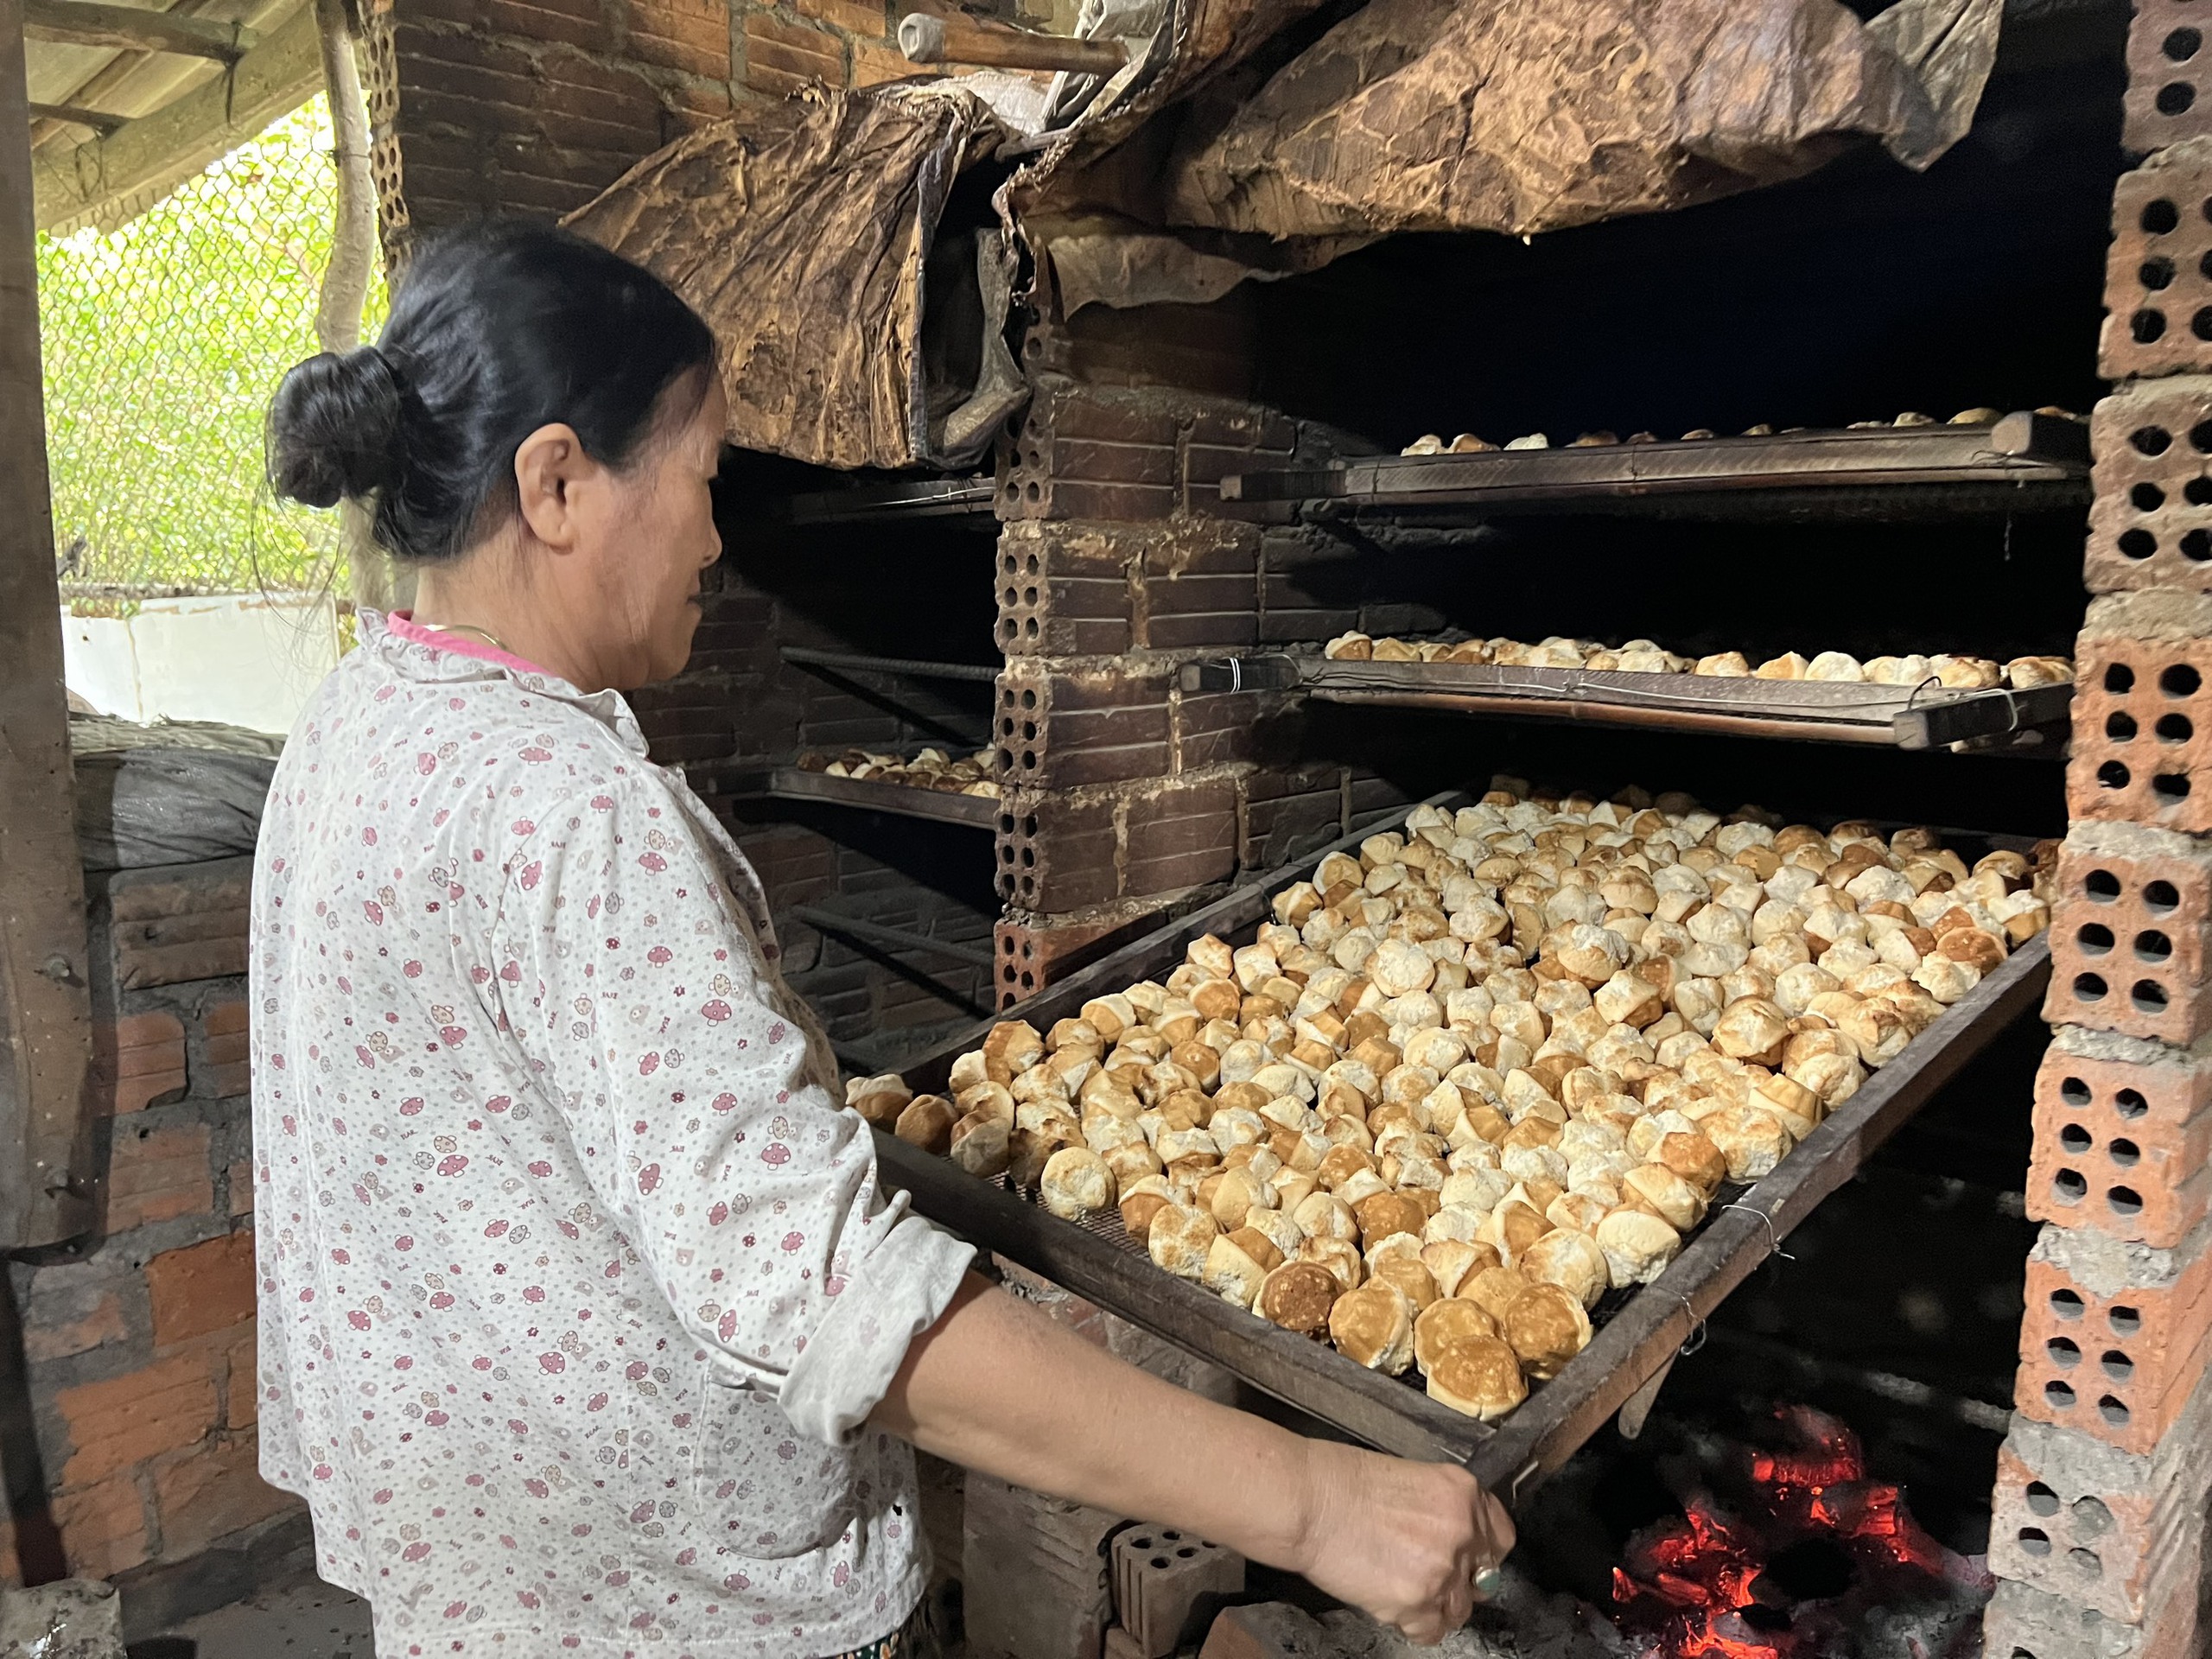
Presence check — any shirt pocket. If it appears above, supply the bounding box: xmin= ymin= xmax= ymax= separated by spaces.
xmin=693 ymin=1369 xmax=856 ymax=1560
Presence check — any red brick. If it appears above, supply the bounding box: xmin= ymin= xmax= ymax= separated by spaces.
xmin=225 ymin=1328 xmax=260 ymax=1430
xmin=106 ymin=1122 xmax=212 ymax=1230
xmin=2016 ymin=1222 xmax=2212 ymax=1455
xmin=147 ymin=1231 xmax=257 ymax=1348
xmin=1114 ymin=1524 xmax=1244 ymax=1659
xmin=995 ymin=660 xmax=1178 ymax=791
xmin=744 ymin=11 xmax=845 ymax=93
xmin=106 ymin=864 xmax=251 ymax=989
xmin=98 ymin=1010 xmax=187 ymax=1116
xmin=2085 ymin=378 xmax=2212 ymax=594
xmin=850 ymin=35 xmax=917 ymax=84
xmin=2045 ymin=823 xmax=2212 ymax=1045
xmin=203 ymin=1000 xmax=248 ymax=1037
xmin=963 ymin=1470 xmax=1116 ymax=1659
xmin=52 ymin=1475 xmax=149 ymax=1580
xmin=57 ymin=1352 xmax=219 ymax=1487
xmin=1982 ymin=1575 xmax=2203 ymax=1659
xmin=999 ymin=574 xmax=1135 ymax=657
xmin=153 ymin=1433 xmax=295 ymax=1557
xmin=1987 ymin=1422 xmax=2211 ymax=1626
xmin=2031 ymin=1031 xmax=2212 ymax=1249
xmin=629 ymin=0 xmax=731 ymax=80
xmin=2101 ymin=151 xmax=2212 ymax=384
xmin=2067 ymin=591 xmax=2212 ymax=834
xmin=22 ymin=1288 xmax=128 ymax=1363
xmin=1197 ymin=1603 xmax=1330 ymax=1659
xmin=226 ymin=1158 xmax=255 ymax=1217
xmin=480 ymin=0 xmax=613 ymax=48
xmin=998 ymin=789 xmax=1119 ymax=912
xmin=793 ymin=0 xmax=884 ymax=36
xmin=2126 ymin=3 xmax=2212 ymax=156
xmin=995 ymin=914 xmax=1132 ymax=1007
xmin=670 ymin=79 xmax=734 ymax=125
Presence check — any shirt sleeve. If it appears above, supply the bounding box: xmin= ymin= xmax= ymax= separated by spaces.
xmin=487 ymin=774 xmax=974 ymax=1445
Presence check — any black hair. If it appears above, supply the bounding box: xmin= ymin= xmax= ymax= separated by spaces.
xmin=266 ymin=220 xmax=718 ymax=563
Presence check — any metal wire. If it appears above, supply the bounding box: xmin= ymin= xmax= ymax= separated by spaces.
xmin=1720 ymin=1200 xmax=1797 ymax=1263
xmin=35 ymin=94 xmax=385 ymax=595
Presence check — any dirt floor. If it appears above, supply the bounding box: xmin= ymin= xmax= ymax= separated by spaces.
xmin=134 ymin=1572 xmax=373 ymax=1659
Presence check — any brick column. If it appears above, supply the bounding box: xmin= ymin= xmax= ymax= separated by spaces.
xmin=1984 ymin=20 xmax=2212 ymax=1655
xmin=0 ymin=863 xmax=299 ymax=1584
xmin=988 ymin=376 xmax=1374 ymax=1004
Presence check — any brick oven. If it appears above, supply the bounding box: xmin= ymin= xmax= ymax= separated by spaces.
xmin=8 ymin=0 xmax=2212 ymax=1656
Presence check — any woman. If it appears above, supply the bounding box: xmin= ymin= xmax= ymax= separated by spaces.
xmin=253 ymin=221 xmax=1513 ymax=1659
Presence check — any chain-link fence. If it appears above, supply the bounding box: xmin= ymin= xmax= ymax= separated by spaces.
xmin=37 ymin=94 xmax=386 ymax=596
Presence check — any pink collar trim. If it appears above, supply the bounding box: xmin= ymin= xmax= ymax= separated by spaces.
xmin=387 ymin=611 xmax=551 ymax=678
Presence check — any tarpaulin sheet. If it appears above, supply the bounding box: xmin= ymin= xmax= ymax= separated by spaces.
xmin=1043 ymin=0 xmax=2002 ymax=308
xmin=565 ymin=85 xmax=1014 ymax=471
xmin=68 ymin=715 xmax=280 ymax=871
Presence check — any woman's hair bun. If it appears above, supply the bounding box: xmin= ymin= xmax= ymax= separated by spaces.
xmin=265 ymin=346 xmax=404 ymax=510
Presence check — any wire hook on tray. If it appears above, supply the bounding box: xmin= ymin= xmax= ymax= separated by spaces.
xmin=1721 ymin=1200 xmax=1796 ymax=1263
xmin=1672 ymin=1292 xmax=1707 ymax=1357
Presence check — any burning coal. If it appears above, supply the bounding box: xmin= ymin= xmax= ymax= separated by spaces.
xmin=1609 ymin=1407 xmax=1993 ymax=1659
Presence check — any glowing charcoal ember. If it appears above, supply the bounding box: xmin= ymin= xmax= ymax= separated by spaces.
xmin=1611 ymin=1407 xmax=1990 ymax=1657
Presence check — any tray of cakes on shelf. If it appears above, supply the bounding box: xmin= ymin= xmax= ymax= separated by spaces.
xmin=851 ymin=786 xmax=2057 ymax=1433
xmin=1180 ymin=635 xmax=2075 ymax=751
xmin=794 ymin=746 xmax=1000 ymax=797
xmin=1392 ymin=406 xmax=2078 ymax=457
xmin=1319 ymin=633 xmax=2072 ymax=691
xmin=692 ymin=746 xmax=1003 ymax=828
xmin=1218 ymin=406 xmax=2091 ymax=514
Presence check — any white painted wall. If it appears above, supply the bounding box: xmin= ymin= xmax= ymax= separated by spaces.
xmin=60 ymin=593 xmax=340 ymax=735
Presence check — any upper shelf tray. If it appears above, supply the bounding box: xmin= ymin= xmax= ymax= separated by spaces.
xmin=782 ymin=478 xmax=998 ymax=525
xmin=693 ymin=763 xmax=1001 ymax=828
xmin=1219 ymin=411 xmax=2092 ymax=520
xmin=1179 ymin=652 xmax=2073 ymax=752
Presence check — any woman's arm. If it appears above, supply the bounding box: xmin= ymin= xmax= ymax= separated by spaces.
xmin=871 ymin=1273 xmax=1516 ymax=1645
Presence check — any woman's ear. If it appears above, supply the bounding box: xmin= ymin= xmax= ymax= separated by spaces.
xmin=512 ymin=423 xmax=596 ymax=550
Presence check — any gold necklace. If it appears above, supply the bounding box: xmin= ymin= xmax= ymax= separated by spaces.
xmin=423 ymin=620 xmax=515 ymax=656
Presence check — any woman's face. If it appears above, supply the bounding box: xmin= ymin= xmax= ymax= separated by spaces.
xmin=580 ymin=375 xmax=728 ymax=689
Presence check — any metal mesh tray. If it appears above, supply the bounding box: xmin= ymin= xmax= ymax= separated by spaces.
xmin=875 ymin=801 xmax=2051 ymax=1502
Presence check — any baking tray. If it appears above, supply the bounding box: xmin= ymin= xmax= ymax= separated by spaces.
xmin=695 ymin=763 xmax=1001 ymax=829
xmin=1218 ymin=411 xmax=2091 ymax=522
xmin=875 ymin=800 xmax=2052 ymax=1504
xmin=1178 ymin=654 xmax=2073 ymax=752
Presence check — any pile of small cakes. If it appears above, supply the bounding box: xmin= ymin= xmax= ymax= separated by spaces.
xmin=1398 ymin=406 xmax=2081 ymax=455
xmin=795 ymin=746 xmax=999 ymax=796
xmin=1322 ymin=633 xmax=2074 ymax=691
xmin=849 ymin=788 xmax=2057 ymax=1422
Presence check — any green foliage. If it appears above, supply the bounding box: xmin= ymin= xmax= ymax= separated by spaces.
xmin=36 ymin=95 xmax=385 ymax=594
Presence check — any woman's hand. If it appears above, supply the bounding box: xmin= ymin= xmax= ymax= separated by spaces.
xmin=1289 ymin=1440 xmax=1516 ymax=1644
xmin=876 ymin=1275 xmax=1515 ymax=1645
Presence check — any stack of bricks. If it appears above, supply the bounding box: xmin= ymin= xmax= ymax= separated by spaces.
xmin=991 ymin=373 xmax=1405 ymax=1004
xmin=1984 ymin=12 xmax=2212 ymax=1654
xmin=4 ymin=858 xmax=296 ymax=1586
xmin=374 ymin=0 xmax=1031 ymax=252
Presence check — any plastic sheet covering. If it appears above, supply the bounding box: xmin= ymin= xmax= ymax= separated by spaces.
xmin=1166 ymin=0 xmax=2001 ymax=238
xmin=0 ymin=1581 xmax=125 ymax=1659
xmin=564 ymin=85 xmax=1016 ymax=472
xmin=71 ymin=714 xmax=279 ymax=871
xmin=1043 ymin=0 xmax=2002 ymax=308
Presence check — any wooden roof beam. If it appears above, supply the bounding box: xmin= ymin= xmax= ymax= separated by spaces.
xmin=27 ymin=98 xmax=123 ymax=132
xmin=32 ymin=0 xmax=316 ymax=233
xmin=23 ymin=0 xmax=254 ymax=61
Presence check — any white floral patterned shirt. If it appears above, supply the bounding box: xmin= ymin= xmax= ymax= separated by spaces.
xmin=251 ymin=611 xmax=974 ymax=1659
